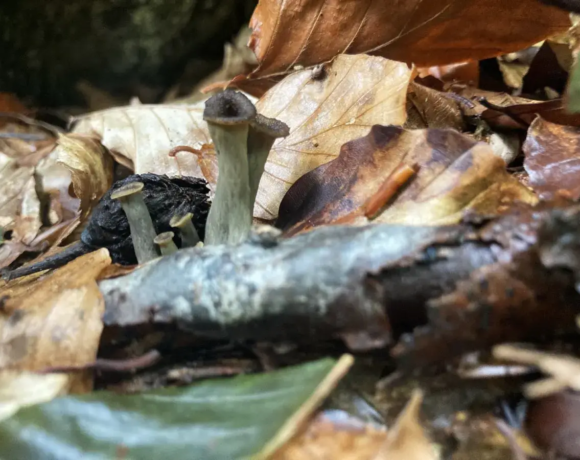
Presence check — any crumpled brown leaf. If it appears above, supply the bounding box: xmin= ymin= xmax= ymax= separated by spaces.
xmin=52 ymin=133 xmax=114 ymax=219
xmin=274 ymin=390 xmax=434 ymax=460
xmin=72 ymin=102 xmax=210 ymax=177
xmin=523 ymin=117 xmax=580 ymax=200
xmin=245 ymin=0 xmax=568 ymax=89
xmin=277 ymin=125 xmax=537 ymax=234
xmin=0 ymin=249 xmax=111 ymax=392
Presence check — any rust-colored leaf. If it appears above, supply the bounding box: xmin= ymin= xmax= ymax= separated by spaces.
xmin=254 ymin=54 xmax=412 ymax=219
xmin=247 ymin=0 xmax=568 ymax=87
xmin=0 ymin=249 xmax=111 ymax=391
xmin=277 ymin=126 xmax=537 ymax=234
xmin=523 ymin=117 xmax=580 ymax=200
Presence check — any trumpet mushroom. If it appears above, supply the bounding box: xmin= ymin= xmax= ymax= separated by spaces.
xmin=169 ymin=213 xmax=200 ymax=248
xmin=247 ymin=114 xmax=289 ymax=208
xmin=154 ymin=231 xmax=178 ymax=256
xmin=203 ymin=90 xmax=256 ymax=245
xmin=111 ymin=181 xmax=159 ymax=263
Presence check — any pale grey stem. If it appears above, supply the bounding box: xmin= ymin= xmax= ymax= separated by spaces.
xmin=205 ymin=123 xmax=252 ymax=245
xmin=111 ymin=182 xmax=159 ymax=264
xmin=170 ymin=213 xmax=200 ymax=247
xmin=203 ymin=90 xmax=257 ymax=246
xmin=154 ymin=231 xmax=178 ymax=256
xmin=247 ymin=115 xmax=289 ymax=209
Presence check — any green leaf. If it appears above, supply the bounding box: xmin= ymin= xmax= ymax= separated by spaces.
xmin=567 ymin=59 xmax=580 ymax=113
xmin=0 ymin=356 xmax=352 ymax=460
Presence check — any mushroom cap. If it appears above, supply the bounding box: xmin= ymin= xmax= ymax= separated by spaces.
xmin=111 ymin=181 xmax=145 ymax=200
xmin=251 ymin=114 xmax=290 ymax=138
xmin=170 ymin=213 xmax=194 ymax=228
xmin=203 ymin=90 xmax=257 ymax=125
xmin=154 ymin=231 xmax=175 ymax=245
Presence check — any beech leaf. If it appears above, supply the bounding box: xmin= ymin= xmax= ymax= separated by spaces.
xmin=523 ymin=117 xmax=580 ymax=200
xmin=277 ymin=126 xmax=537 ymax=234
xmin=53 ymin=133 xmax=114 ymax=219
xmin=254 ymin=54 xmax=412 ymax=219
xmin=0 ymin=249 xmax=111 ymax=392
xmin=247 ymin=0 xmax=569 ymax=83
xmin=72 ymin=102 xmax=212 ymax=179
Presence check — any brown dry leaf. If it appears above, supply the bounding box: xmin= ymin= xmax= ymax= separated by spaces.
xmin=523 ymin=117 xmax=580 ymax=200
xmin=275 ymin=391 xmax=434 ymax=460
xmin=52 ymin=133 xmax=114 ymax=219
xmin=254 ymin=54 xmax=412 ymax=219
xmin=277 ymin=126 xmax=537 ymax=234
xmin=0 ymin=154 xmax=37 ymax=237
xmin=456 ymin=87 xmax=580 ymax=128
xmin=405 ymin=83 xmax=465 ymax=130
xmin=72 ymin=102 xmax=210 ymax=177
xmin=247 ymin=0 xmax=568 ymax=85
xmin=0 ymin=249 xmax=111 ymax=391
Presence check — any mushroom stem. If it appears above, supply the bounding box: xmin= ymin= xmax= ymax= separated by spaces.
xmin=247 ymin=114 xmax=289 ymax=208
xmin=111 ymin=182 xmax=159 ymax=263
xmin=203 ymin=90 xmax=257 ymax=245
xmin=170 ymin=213 xmax=200 ymax=248
xmin=154 ymin=232 xmax=178 ymax=256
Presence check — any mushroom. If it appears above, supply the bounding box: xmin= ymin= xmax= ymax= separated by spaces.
xmin=111 ymin=181 xmax=159 ymax=263
xmin=203 ymin=90 xmax=257 ymax=245
xmin=169 ymin=213 xmax=200 ymax=248
xmin=154 ymin=231 xmax=178 ymax=256
xmin=247 ymin=114 xmax=290 ymax=209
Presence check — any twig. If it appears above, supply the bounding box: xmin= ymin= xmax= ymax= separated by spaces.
xmin=495 ymin=418 xmax=528 ymax=460
xmin=38 ymin=350 xmax=161 ymax=374
xmin=476 ymin=97 xmax=529 ymax=128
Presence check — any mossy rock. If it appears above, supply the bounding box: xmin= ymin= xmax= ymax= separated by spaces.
xmin=0 ymin=0 xmax=256 ymax=106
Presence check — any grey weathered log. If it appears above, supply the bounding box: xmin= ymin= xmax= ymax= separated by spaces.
xmin=100 ymin=224 xmax=454 ymax=350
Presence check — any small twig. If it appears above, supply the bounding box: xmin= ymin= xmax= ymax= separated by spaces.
xmin=476 ymin=97 xmax=529 ymax=128
xmin=443 ymin=92 xmax=476 ymax=109
xmin=38 ymin=350 xmax=161 ymax=374
xmin=166 ymin=365 xmax=249 ymax=383
xmin=364 ymin=163 xmax=418 ymax=219
xmin=168 ymin=145 xmax=204 ymax=158
xmin=495 ymin=418 xmax=529 ymax=460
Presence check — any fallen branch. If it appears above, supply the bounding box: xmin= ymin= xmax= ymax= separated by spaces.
xmin=100 ymin=204 xmax=580 ymax=360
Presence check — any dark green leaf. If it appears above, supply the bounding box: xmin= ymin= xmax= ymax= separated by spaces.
xmin=0 ymin=357 xmax=350 ymax=460
xmin=567 ymin=59 xmax=580 ymax=113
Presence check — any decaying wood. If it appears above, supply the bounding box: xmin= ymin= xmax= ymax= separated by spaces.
xmin=100 ymin=204 xmax=580 ymax=361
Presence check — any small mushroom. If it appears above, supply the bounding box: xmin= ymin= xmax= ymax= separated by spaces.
xmin=169 ymin=213 xmax=200 ymax=248
xmin=247 ymin=114 xmax=289 ymax=208
xmin=111 ymin=181 xmax=159 ymax=263
xmin=154 ymin=231 xmax=178 ymax=256
xmin=203 ymin=90 xmax=257 ymax=245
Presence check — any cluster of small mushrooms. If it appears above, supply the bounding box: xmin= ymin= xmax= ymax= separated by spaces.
xmin=3 ymin=90 xmax=289 ymax=279
xmin=113 ymin=89 xmax=289 ymax=261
